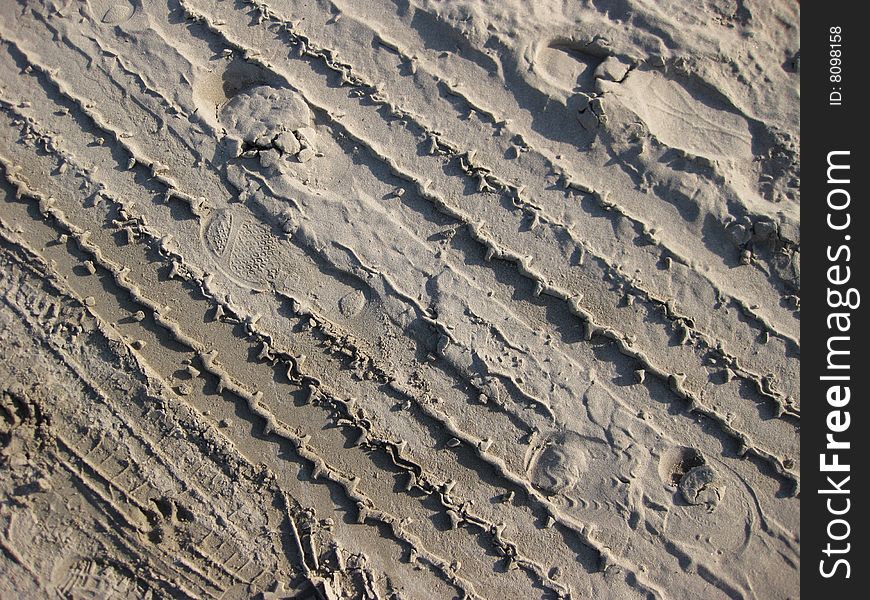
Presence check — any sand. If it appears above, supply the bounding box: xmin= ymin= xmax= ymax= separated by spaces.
xmin=0 ymin=1 xmax=799 ymax=598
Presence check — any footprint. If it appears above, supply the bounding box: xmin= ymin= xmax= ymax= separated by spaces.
xmin=527 ymin=431 xmax=591 ymax=495
xmin=337 ymin=289 xmax=367 ymax=319
xmin=56 ymin=558 xmax=139 ymax=597
xmin=609 ymin=69 xmax=753 ymax=161
xmin=88 ymin=0 xmax=136 ymax=24
xmin=192 ymin=59 xmax=284 ymax=129
xmin=201 ymin=209 xmax=293 ymax=291
xmin=534 ymin=41 xmax=601 ymax=95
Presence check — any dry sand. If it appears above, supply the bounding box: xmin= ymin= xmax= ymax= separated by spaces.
xmin=0 ymin=1 xmax=799 ymax=598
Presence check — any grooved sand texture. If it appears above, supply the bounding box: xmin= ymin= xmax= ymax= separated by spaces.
xmin=0 ymin=1 xmax=799 ymax=599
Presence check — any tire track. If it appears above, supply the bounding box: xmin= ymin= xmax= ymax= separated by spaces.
xmin=0 ymin=118 xmax=600 ymax=590
xmin=327 ymin=0 xmax=799 ymax=293
xmin=1 ymin=120 xmax=784 ymax=600
xmin=0 ymin=2 xmax=793 ymax=460
xmin=0 ymin=172 xmax=486 ymax=599
xmin=171 ymin=0 xmax=801 ymax=430
xmin=15 ymin=0 xmax=795 ymax=478
xmin=0 ymin=178 xmax=446 ymax=600
xmin=0 ymin=89 xmax=656 ymax=589
xmin=169 ymin=0 xmax=801 ymax=425
xmin=0 ymin=92 xmax=665 ymax=600
xmin=192 ymin=0 xmax=800 ymax=357
xmin=0 ymin=2 xmax=800 ymax=599
xmin=0 ymin=248 xmax=293 ymax=597
xmin=0 ymin=21 xmax=800 ymax=592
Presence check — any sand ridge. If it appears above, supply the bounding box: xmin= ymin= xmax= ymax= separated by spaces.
xmin=0 ymin=1 xmax=799 ymax=598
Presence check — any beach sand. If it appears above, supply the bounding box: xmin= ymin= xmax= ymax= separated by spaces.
xmin=0 ymin=1 xmax=799 ymax=598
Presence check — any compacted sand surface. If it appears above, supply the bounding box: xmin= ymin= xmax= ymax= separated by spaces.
xmin=0 ymin=1 xmax=799 ymax=598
